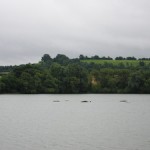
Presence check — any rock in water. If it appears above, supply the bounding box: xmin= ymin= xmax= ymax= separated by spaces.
xmin=120 ymin=100 xmax=127 ymax=103
xmin=81 ymin=100 xmax=89 ymax=103
xmin=53 ymin=100 xmax=60 ymax=102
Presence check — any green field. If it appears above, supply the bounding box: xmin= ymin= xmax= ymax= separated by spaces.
xmin=81 ymin=59 xmax=150 ymax=67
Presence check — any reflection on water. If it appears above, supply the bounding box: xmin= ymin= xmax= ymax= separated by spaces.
xmin=0 ymin=94 xmax=150 ymax=150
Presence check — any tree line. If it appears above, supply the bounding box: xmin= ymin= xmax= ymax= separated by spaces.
xmin=79 ymin=55 xmax=150 ymax=60
xmin=0 ymin=54 xmax=150 ymax=94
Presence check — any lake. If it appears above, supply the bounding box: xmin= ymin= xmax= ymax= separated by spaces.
xmin=0 ymin=94 xmax=150 ymax=150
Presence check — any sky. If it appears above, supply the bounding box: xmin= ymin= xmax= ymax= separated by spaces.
xmin=0 ymin=0 xmax=150 ymax=65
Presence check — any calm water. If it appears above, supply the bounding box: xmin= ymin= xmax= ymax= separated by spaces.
xmin=0 ymin=94 xmax=150 ymax=150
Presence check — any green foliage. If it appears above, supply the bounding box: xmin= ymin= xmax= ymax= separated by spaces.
xmin=81 ymin=59 xmax=150 ymax=68
xmin=0 ymin=54 xmax=150 ymax=94
xmin=41 ymin=54 xmax=52 ymax=63
xmin=54 ymin=54 xmax=69 ymax=65
xmin=0 ymin=66 xmax=14 ymax=72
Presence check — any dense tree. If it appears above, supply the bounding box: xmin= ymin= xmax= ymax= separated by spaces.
xmin=126 ymin=56 xmax=136 ymax=60
xmin=54 ymin=54 xmax=69 ymax=65
xmin=92 ymin=55 xmax=100 ymax=59
xmin=0 ymin=54 xmax=150 ymax=94
xmin=115 ymin=56 xmax=125 ymax=60
xmin=41 ymin=54 xmax=52 ymax=63
xmin=127 ymin=72 xmax=144 ymax=93
xmin=79 ymin=54 xmax=85 ymax=60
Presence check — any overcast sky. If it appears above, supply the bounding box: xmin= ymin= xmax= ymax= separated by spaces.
xmin=0 ymin=0 xmax=150 ymax=65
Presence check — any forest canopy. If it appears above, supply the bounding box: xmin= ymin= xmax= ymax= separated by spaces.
xmin=0 ymin=54 xmax=150 ymax=94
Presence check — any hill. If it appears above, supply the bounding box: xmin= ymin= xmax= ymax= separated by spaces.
xmin=81 ymin=59 xmax=150 ymax=67
xmin=0 ymin=54 xmax=150 ymax=94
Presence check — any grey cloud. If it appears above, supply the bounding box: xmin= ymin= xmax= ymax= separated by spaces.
xmin=0 ymin=0 xmax=150 ymax=65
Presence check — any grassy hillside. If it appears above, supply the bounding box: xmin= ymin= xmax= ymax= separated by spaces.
xmin=81 ymin=59 xmax=150 ymax=67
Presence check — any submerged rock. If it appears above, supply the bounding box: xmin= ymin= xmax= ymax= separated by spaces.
xmin=53 ymin=100 xmax=60 ymax=102
xmin=81 ymin=100 xmax=91 ymax=103
xmin=120 ymin=100 xmax=128 ymax=103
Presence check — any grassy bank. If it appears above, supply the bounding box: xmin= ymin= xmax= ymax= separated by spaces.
xmin=81 ymin=59 xmax=150 ymax=67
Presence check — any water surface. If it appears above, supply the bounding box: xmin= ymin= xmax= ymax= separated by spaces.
xmin=0 ymin=94 xmax=150 ymax=150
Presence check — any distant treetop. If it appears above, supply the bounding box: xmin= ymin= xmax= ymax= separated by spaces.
xmin=41 ymin=54 xmax=52 ymax=63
